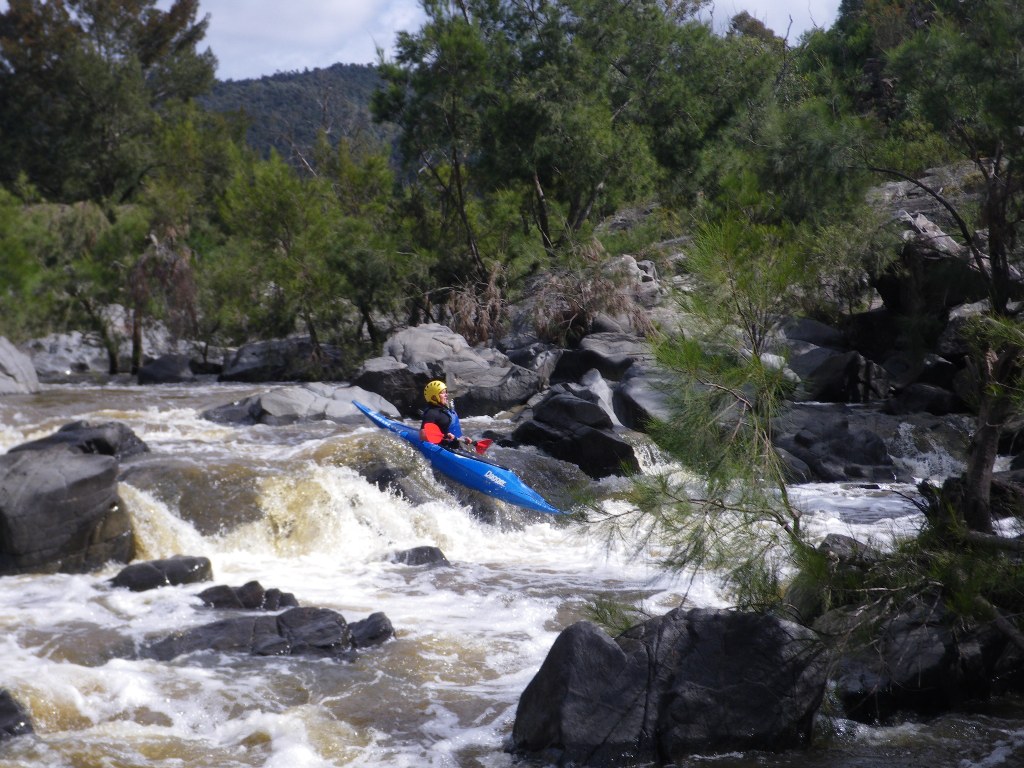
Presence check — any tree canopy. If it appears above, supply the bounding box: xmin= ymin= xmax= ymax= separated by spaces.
xmin=0 ymin=0 xmax=216 ymax=201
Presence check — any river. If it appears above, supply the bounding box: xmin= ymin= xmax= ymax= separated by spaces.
xmin=1 ymin=381 xmax=1022 ymax=767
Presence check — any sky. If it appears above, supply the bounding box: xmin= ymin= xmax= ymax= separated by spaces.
xmin=0 ymin=0 xmax=842 ymax=82
xmin=168 ymin=0 xmax=843 ymax=82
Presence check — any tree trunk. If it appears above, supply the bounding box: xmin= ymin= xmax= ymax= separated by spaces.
xmin=959 ymin=346 xmax=1020 ymax=534
xmin=960 ymin=400 xmax=998 ymax=534
xmin=131 ymin=307 xmax=143 ymax=374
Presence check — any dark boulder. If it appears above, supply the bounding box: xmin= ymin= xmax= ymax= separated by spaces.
xmin=0 ymin=447 xmax=133 ymax=575
xmin=551 ymin=332 xmax=652 ymax=384
xmin=109 ymin=556 xmax=213 ymax=592
xmin=219 ymin=337 xmax=348 ymax=382
xmin=137 ymin=353 xmax=196 ymax=385
xmin=0 ymin=690 xmax=33 ymax=741
xmin=391 ymin=545 xmax=451 ymax=567
xmin=198 ymin=580 xmax=299 ymax=610
xmin=349 ymin=612 xmax=396 ymax=648
xmin=8 ymin=420 xmax=149 ymax=460
xmin=772 ymin=407 xmax=912 ymax=484
xmin=789 ymin=349 xmax=890 ymax=403
xmin=353 ymin=356 xmax=433 ymax=418
xmin=883 ymin=382 xmax=965 ymax=416
xmin=513 ymin=389 xmax=639 ymax=479
xmin=818 ymin=594 xmax=1005 ymax=722
xmin=141 ymin=606 xmax=374 ymax=661
xmin=511 ymin=607 xmax=826 ymax=765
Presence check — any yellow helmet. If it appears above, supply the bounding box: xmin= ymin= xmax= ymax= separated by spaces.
xmin=424 ymin=380 xmax=448 ymax=406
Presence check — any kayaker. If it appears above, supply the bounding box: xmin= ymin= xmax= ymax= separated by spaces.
xmin=420 ymin=380 xmax=474 ymax=451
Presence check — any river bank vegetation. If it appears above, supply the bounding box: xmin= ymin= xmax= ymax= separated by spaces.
xmin=4 ymin=0 xmax=1024 ymax=679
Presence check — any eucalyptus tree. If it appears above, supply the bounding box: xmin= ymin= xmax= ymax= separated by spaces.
xmin=372 ymin=0 xmax=495 ymax=286
xmin=216 ymin=149 xmax=340 ymax=352
xmin=374 ymin=1 xmax=719 ymax=280
xmin=0 ymin=0 xmax=216 ymax=203
xmin=212 ymin=136 xmax=419 ymax=359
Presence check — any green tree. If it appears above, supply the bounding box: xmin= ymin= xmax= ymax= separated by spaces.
xmin=217 ymin=149 xmax=337 ymax=349
xmin=625 ymin=214 xmax=813 ymax=608
xmin=0 ymin=0 xmax=216 ymax=202
xmin=373 ymin=0 xmax=493 ymax=282
xmin=883 ymin=0 xmax=1024 ymax=536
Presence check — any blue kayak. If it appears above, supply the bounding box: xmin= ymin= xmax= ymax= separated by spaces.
xmin=353 ymin=401 xmax=565 ymax=515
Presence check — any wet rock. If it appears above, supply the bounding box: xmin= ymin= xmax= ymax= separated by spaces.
xmin=819 ymin=594 xmax=1005 ymax=722
xmin=391 ymin=546 xmax=451 ymax=567
xmin=511 ymin=607 xmax=826 ymax=764
xmin=137 ymin=353 xmax=196 ymax=385
xmin=0 ymin=690 xmax=33 ymax=740
xmin=198 ymin=580 xmax=299 ymax=610
xmin=0 ymin=447 xmax=133 ymax=575
xmin=349 ymin=612 xmax=395 ymax=648
xmin=772 ymin=405 xmax=914 ymax=484
xmin=141 ymin=606 xmax=374 ymax=661
xmin=513 ymin=389 xmax=639 ymax=478
xmin=8 ymin=420 xmax=149 ymax=460
xmin=109 ymin=556 xmax=213 ymax=592
xmin=201 ymin=384 xmax=393 ymax=426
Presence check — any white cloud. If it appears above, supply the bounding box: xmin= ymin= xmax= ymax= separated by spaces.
xmin=3 ymin=1 xmax=842 ymax=81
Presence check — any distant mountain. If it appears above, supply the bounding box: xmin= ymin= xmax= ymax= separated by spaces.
xmin=201 ymin=63 xmax=394 ymax=162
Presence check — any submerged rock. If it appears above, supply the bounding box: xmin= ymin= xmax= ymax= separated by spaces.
xmin=140 ymin=606 xmax=393 ymax=661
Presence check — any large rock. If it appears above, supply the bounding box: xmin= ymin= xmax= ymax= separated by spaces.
xmin=219 ymin=337 xmax=349 ymax=382
xmin=772 ymin=405 xmax=914 ymax=484
xmin=551 ymin=332 xmax=653 ymax=384
xmin=201 ymin=384 xmax=395 ymax=426
xmin=21 ymin=306 xmax=211 ymax=380
xmin=137 ymin=353 xmax=196 ymax=384
xmin=7 ymin=420 xmax=149 ymax=460
xmin=818 ymin=594 xmax=1007 ymax=722
xmin=359 ymin=324 xmax=541 ymax=417
xmin=0 ymin=447 xmax=134 ymax=575
xmin=383 ymin=323 xmax=473 ymax=365
xmin=352 ymin=356 xmax=432 ymax=417
xmin=788 ymin=348 xmax=891 ymax=403
xmin=612 ymin=363 xmax=673 ymax=430
xmin=20 ymin=330 xmax=112 ymax=379
xmin=513 ymin=388 xmax=640 ymax=478
xmin=198 ymin=580 xmax=299 ymax=610
xmin=0 ymin=336 xmax=39 ymax=395
xmin=511 ymin=607 xmax=827 ymax=765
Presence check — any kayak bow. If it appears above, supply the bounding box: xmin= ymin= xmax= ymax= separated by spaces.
xmin=353 ymin=401 xmax=564 ymax=515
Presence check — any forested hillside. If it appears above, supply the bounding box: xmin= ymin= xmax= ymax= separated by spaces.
xmin=201 ymin=63 xmax=393 ymax=163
